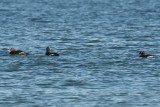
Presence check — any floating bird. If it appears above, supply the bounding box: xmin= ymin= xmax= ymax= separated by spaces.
xmin=46 ymin=46 xmax=59 ymax=56
xmin=9 ymin=48 xmax=28 ymax=55
xmin=139 ymin=51 xmax=155 ymax=58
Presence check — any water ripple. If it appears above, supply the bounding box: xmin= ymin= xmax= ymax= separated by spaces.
xmin=0 ymin=0 xmax=160 ymax=107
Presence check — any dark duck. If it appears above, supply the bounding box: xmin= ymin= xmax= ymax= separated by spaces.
xmin=9 ymin=48 xmax=28 ymax=55
xmin=46 ymin=47 xmax=59 ymax=56
xmin=139 ymin=51 xmax=155 ymax=58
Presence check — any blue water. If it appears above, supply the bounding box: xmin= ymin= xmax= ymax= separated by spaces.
xmin=1 ymin=0 xmax=160 ymax=106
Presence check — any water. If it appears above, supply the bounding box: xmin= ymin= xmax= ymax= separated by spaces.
xmin=0 ymin=0 xmax=160 ymax=106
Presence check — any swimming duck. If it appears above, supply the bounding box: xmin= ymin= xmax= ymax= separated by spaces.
xmin=139 ymin=51 xmax=155 ymax=58
xmin=9 ymin=48 xmax=28 ymax=55
xmin=46 ymin=47 xmax=59 ymax=56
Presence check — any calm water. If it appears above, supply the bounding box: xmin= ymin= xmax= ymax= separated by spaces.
xmin=1 ymin=0 xmax=160 ymax=106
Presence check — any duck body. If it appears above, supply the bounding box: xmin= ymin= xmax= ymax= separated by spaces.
xmin=46 ymin=47 xmax=59 ymax=56
xmin=139 ymin=51 xmax=155 ymax=58
xmin=9 ymin=48 xmax=28 ymax=55
xmin=46 ymin=52 xmax=59 ymax=56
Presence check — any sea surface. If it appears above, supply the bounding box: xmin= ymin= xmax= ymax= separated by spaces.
xmin=0 ymin=0 xmax=160 ymax=107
